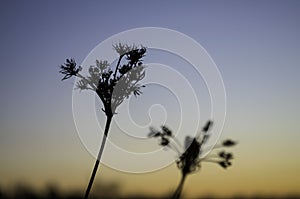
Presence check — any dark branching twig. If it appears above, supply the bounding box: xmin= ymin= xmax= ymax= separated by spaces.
xmin=148 ymin=120 xmax=237 ymax=199
xmin=59 ymin=43 xmax=147 ymax=199
xmin=59 ymin=58 xmax=82 ymax=81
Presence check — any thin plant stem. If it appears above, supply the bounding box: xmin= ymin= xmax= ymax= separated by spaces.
xmin=202 ymin=154 xmax=219 ymax=159
xmin=172 ymin=173 xmax=187 ymax=199
xmin=201 ymin=159 xmax=219 ymax=164
xmin=171 ymin=136 xmax=183 ymax=151
xmin=168 ymin=141 xmax=182 ymax=155
xmin=84 ymin=115 xmax=113 ymax=199
xmin=113 ymin=54 xmax=124 ymax=80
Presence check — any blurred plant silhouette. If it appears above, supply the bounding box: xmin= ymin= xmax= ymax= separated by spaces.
xmin=59 ymin=43 xmax=146 ymax=199
xmin=148 ymin=120 xmax=237 ymax=199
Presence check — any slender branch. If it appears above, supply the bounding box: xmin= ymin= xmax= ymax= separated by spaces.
xmin=113 ymin=54 xmax=125 ymax=80
xmin=172 ymin=173 xmax=187 ymax=199
xmin=212 ymin=144 xmax=223 ymax=149
xmin=171 ymin=136 xmax=183 ymax=151
xmin=84 ymin=116 xmax=113 ymax=199
xmin=167 ymin=142 xmax=181 ymax=155
xmin=202 ymin=154 xmax=220 ymax=159
xmin=201 ymin=144 xmax=223 ymax=153
xmin=201 ymin=159 xmax=219 ymax=164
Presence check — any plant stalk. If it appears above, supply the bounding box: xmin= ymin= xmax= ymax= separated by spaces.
xmin=84 ymin=115 xmax=113 ymax=199
xmin=172 ymin=173 xmax=187 ymax=199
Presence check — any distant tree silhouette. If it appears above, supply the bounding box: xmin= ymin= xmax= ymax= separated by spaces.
xmin=13 ymin=183 xmax=38 ymax=199
xmin=59 ymin=43 xmax=146 ymax=199
xmin=148 ymin=120 xmax=237 ymax=199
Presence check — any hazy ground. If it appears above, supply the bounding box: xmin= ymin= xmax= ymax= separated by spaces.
xmin=0 ymin=183 xmax=299 ymax=199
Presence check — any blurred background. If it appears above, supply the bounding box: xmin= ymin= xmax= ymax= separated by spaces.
xmin=0 ymin=1 xmax=299 ymax=198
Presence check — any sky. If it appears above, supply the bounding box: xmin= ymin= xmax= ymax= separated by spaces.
xmin=0 ymin=0 xmax=300 ymax=198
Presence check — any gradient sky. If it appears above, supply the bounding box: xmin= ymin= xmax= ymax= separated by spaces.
xmin=0 ymin=0 xmax=300 ymax=197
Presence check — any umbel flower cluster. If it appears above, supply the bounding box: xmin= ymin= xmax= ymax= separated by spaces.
xmin=148 ymin=121 xmax=237 ymax=199
xmin=59 ymin=44 xmax=147 ymax=199
xmin=59 ymin=43 xmax=146 ymax=117
xmin=148 ymin=121 xmax=236 ymax=174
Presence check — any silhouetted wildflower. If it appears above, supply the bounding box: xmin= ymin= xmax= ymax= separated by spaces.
xmin=60 ymin=44 xmax=146 ymax=118
xmin=148 ymin=120 xmax=237 ymax=199
xmin=59 ymin=43 xmax=147 ymax=199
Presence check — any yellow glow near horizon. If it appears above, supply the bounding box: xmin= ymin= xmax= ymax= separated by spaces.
xmin=1 ymin=135 xmax=300 ymax=198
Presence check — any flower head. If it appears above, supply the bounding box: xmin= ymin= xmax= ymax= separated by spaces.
xmin=60 ymin=43 xmax=147 ymax=118
xmin=59 ymin=59 xmax=82 ymax=80
xmin=148 ymin=120 xmax=237 ymax=176
xmin=222 ymin=139 xmax=237 ymax=147
xmin=113 ymin=43 xmax=138 ymax=56
xmin=148 ymin=126 xmax=173 ymax=146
